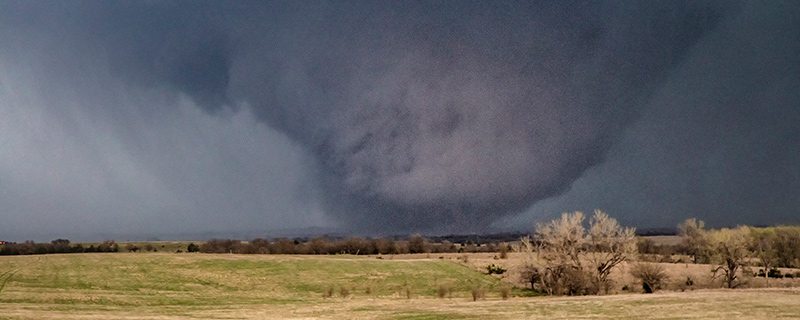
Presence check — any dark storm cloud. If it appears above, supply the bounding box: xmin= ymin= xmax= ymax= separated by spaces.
xmin=1 ymin=1 xmax=797 ymax=237
xmin=230 ymin=1 xmax=727 ymax=231
xmin=504 ymin=1 xmax=800 ymax=230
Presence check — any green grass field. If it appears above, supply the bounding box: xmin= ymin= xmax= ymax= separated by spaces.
xmin=1 ymin=253 xmax=799 ymax=319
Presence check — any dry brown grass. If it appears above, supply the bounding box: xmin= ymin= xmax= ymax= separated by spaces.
xmin=2 ymin=288 xmax=799 ymax=319
xmin=454 ymin=249 xmax=800 ymax=294
xmin=1 ymin=252 xmax=799 ymax=319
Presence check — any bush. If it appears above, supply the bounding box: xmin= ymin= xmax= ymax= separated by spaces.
xmin=437 ymin=284 xmax=451 ymax=298
xmin=98 ymin=240 xmax=119 ymax=252
xmin=486 ymin=264 xmax=506 ymax=275
xmin=186 ymin=243 xmax=199 ymax=253
xmin=630 ymin=263 xmax=668 ymax=293
xmin=471 ymin=286 xmax=486 ymax=301
xmin=500 ymin=285 xmax=511 ymax=300
xmin=322 ymin=286 xmax=334 ymax=298
xmin=685 ymin=276 xmax=694 ymax=290
xmin=339 ymin=287 xmax=350 ymax=298
xmin=499 ymin=245 xmax=509 ymax=259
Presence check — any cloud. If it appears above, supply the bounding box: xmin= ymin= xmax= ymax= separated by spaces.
xmin=1 ymin=1 xmax=797 ymax=237
xmin=225 ymin=1 xmax=726 ymax=231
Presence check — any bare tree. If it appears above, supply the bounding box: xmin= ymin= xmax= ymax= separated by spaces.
xmin=523 ymin=211 xmax=637 ymax=295
xmin=586 ymin=210 xmax=637 ymax=294
xmin=528 ymin=212 xmax=588 ymax=295
xmin=709 ymin=226 xmax=752 ymax=288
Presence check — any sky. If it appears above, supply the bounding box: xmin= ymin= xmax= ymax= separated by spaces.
xmin=0 ymin=1 xmax=798 ymax=241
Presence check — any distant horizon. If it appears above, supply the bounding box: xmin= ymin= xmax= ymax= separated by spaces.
xmin=6 ymin=220 xmax=796 ymax=243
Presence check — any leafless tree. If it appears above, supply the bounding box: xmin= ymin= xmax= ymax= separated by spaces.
xmin=527 ymin=212 xmax=588 ymax=295
xmin=523 ymin=211 xmax=637 ymax=295
xmin=586 ymin=210 xmax=637 ymax=294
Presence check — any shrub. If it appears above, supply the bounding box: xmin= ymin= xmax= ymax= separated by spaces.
xmin=340 ymin=287 xmax=350 ymax=298
xmin=768 ymin=268 xmax=783 ymax=278
xmin=500 ymin=285 xmax=511 ymax=300
xmin=630 ymin=263 xmax=668 ymax=293
xmin=437 ymin=284 xmax=451 ymax=298
xmin=322 ymin=286 xmax=334 ymax=298
xmin=404 ymin=285 xmax=413 ymax=299
xmin=486 ymin=264 xmax=506 ymax=275
xmin=471 ymin=286 xmax=486 ymax=301
xmin=499 ymin=245 xmax=509 ymax=259
xmin=98 ymin=240 xmax=119 ymax=252
xmin=186 ymin=243 xmax=199 ymax=253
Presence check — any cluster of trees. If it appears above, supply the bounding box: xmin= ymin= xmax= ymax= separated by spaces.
xmin=197 ymin=236 xmax=506 ymax=255
xmin=521 ymin=212 xmax=800 ymax=296
xmin=521 ymin=210 xmax=637 ymax=295
xmin=677 ymin=219 xmax=800 ymax=288
xmin=0 ymin=239 xmax=118 ymax=255
xmin=124 ymin=243 xmax=164 ymax=253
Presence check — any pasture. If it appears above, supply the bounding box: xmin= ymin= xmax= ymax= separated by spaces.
xmin=0 ymin=252 xmax=799 ymax=319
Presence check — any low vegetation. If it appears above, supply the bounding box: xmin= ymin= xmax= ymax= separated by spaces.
xmin=2 ymin=212 xmax=800 ymax=318
xmin=0 ymin=253 xmax=798 ymax=319
xmin=630 ymin=262 xmax=668 ymax=293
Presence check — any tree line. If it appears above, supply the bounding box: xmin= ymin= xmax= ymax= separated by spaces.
xmin=196 ymin=236 xmax=507 ymax=255
xmin=0 ymin=239 xmax=118 ymax=255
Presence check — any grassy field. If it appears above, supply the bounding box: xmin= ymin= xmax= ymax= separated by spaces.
xmin=1 ymin=253 xmax=799 ymax=319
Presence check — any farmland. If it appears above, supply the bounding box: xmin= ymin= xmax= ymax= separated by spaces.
xmin=1 ymin=252 xmax=799 ymax=319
